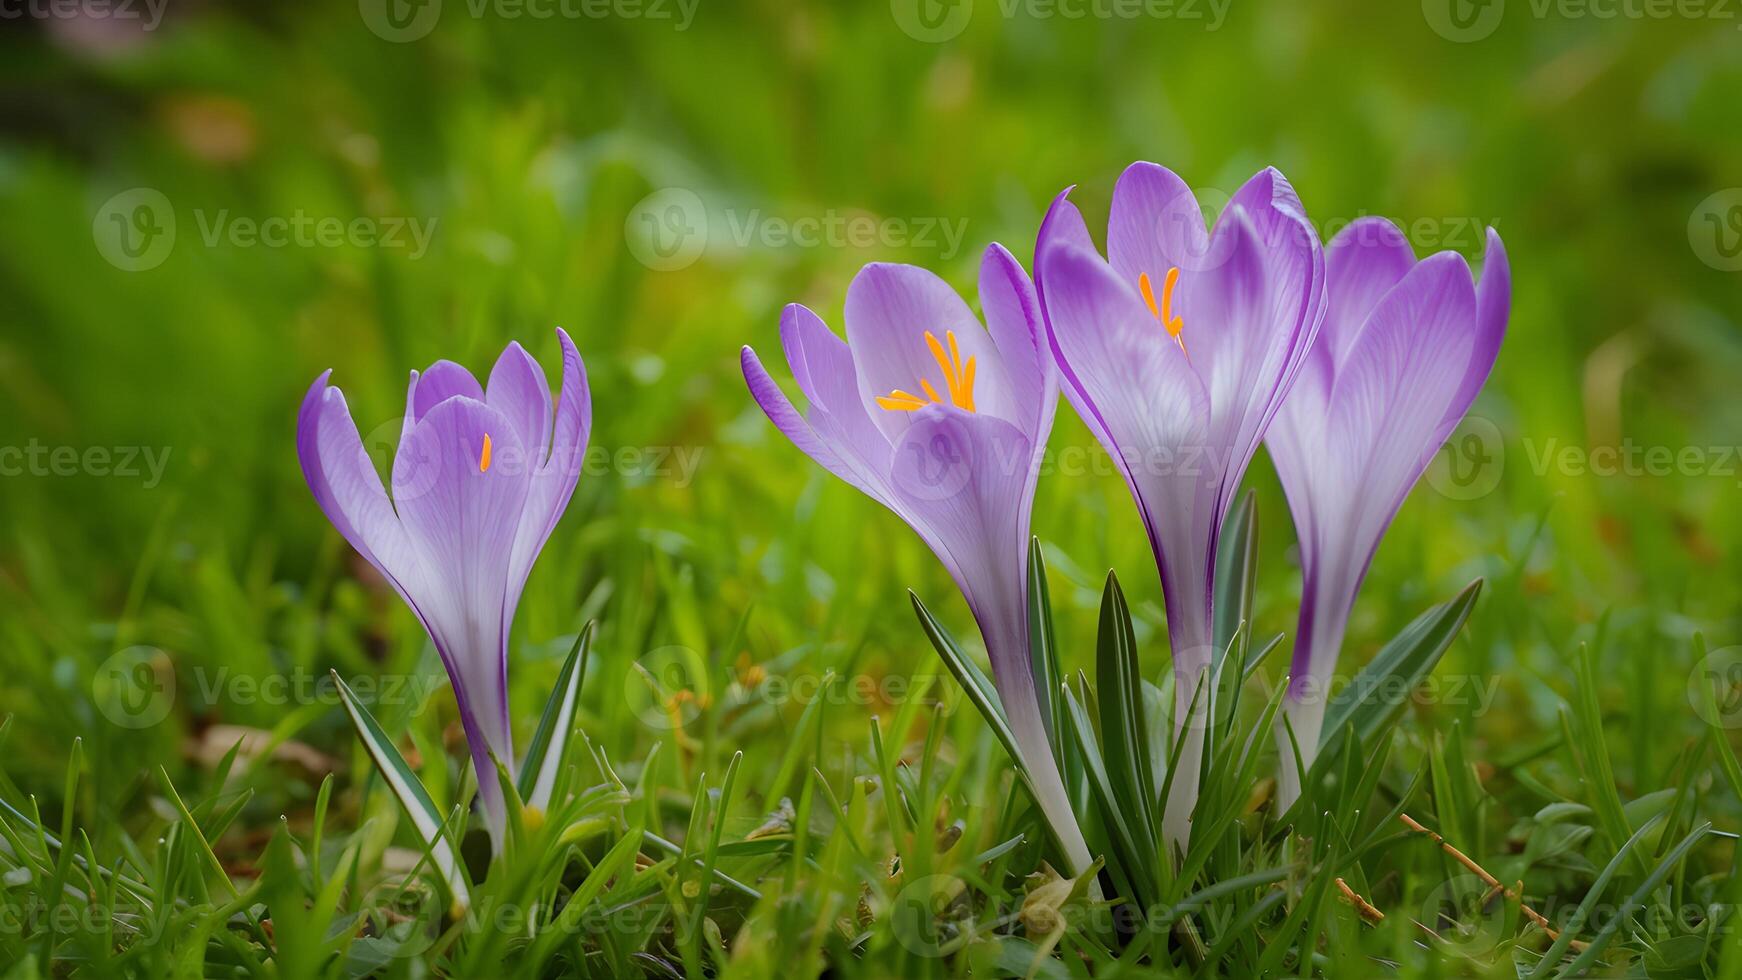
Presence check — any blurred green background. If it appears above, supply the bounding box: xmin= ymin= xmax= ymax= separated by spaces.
xmin=1 ymin=0 xmax=1739 ymax=846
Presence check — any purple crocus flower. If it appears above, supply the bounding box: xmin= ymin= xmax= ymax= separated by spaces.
xmin=1036 ymin=164 xmax=1326 ymax=847
xmin=740 ymin=246 xmax=1093 ymax=873
xmin=298 ymin=329 xmax=591 ymax=848
xmin=1267 ymin=220 xmax=1510 ymax=806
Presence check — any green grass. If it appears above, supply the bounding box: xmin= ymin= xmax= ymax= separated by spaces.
xmin=3 ymin=0 xmax=1742 ymax=975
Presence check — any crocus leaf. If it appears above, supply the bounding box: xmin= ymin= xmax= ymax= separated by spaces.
xmin=1060 ymin=683 xmax=1154 ymax=910
xmin=332 ymin=671 xmax=470 ymax=910
xmin=1212 ymin=489 xmax=1259 ymax=668
xmin=1093 ymin=572 xmax=1159 ymax=868
xmin=1316 ymin=579 xmax=1483 ymax=754
xmin=517 ymin=621 xmax=594 ymax=809
xmin=1027 ymin=538 xmax=1066 ymax=761
xmin=910 ymin=591 xmax=1021 ymax=769
xmin=1555 ymin=821 xmax=1717 ymax=976
xmin=1524 ymin=812 xmax=1668 ymax=979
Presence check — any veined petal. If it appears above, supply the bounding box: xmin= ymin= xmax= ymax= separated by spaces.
xmin=504 ymin=329 xmax=591 ymax=629
xmin=742 ymin=343 xmax=891 ymax=505
xmin=486 ymin=341 xmax=555 ymax=462
xmin=1039 ymin=243 xmax=1217 ymax=660
xmin=1327 ymin=250 xmax=1480 ymax=565
xmin=1322 ymin=217 xmax=1418 ymax=371
xmin=391 ymin=395 xmax=531 ymax=786
xmin=770 ymin=304 xmax=898 ymax=501
xmin=412 ymin=359 xmax=485 ymax=421
xmin=978 ymin=243 xmax=1054 ymax=439
xmin=1107 ymin=161 xmax=1213 ymax=282
xmin=885 ymin=409 xmax=1093 ymax=871
xmin=1446 ymin=228 xmax=1510 ymax=433
xmin=844 ymin=262 xmax=1020 ymax=438
xmin=1177 ymin=199 xmax=1322 ymax=523
xmin=297 ymin=374 xmax=425 ymax=604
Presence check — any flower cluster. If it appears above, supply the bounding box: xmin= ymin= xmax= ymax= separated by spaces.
xmin=744 ymin=161 xmax=1510 ymax=856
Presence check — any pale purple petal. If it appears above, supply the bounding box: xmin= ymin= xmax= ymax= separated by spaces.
xmin=297 ymin=373 xmax=425 ymax=604
xmin=1179 ymin=200 xmax=1322 ymax=524
xmin=486 ymin=342 xmax=554 ymax=461
xmin=1446 ymin=228 xmax=1510 ymax=432
xmin=1107 ymin=161 xmax=1212 ymax=282
xmin=885 ymin=409 xmax=1090 ymax=870
xmin=978 ymin=243 xmax=1053 ymax=437
xmin=844 ymin=263 xmax=1020 ymax=439
xmin=391 ymin=395 xmax=532 ymax=829
xmin=771 ymin=304 xmax=898 ymax=501
xmin=412 ymin=359 xmax=484 ymax=420
xmin=1039 ymin=242 xmax=1216 ymax=661
xmin=1322 ymin=217 xmax=1417 ymax=370
xmin=504 ymin=329 xmax=591 ymax=624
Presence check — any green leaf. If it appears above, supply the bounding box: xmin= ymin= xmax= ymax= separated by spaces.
xmin=1555 ymin=822 xmax=1718 ymax=975
xmin=1524 ymin=812 xmax=1668 ymax=978
xmin=331 ymin=671 xmax=470 ymax=910
xmin=516 ymin=621 xmax=594 ymax=809
xmin=1028 ymin=538 xmax=1067 ymax=761
xmin=910 ymin=591 xmax=1022 ymax=770
xmin=1094 ymin=572 xmax=1159 ymax=865
xmin=1318 ymin=579 xmax=1483 ymax=753
xmin=1212 ymin=489 xmax=1258 ymax=667
xmin=1061 ymin=683 xmax=1156 ymax=910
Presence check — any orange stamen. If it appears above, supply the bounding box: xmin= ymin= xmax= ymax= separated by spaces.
xmin=479 ymin=433 xmax=493 ymax=472
xmin=1138 ymin=268 xmax=1187 ymax=352
xmin=878 ymin=329 xmax=978 ymax=413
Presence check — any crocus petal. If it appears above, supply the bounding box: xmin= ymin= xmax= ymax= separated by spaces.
xmin=486 ymin=342 xmax=554 ymax=460
xmin=1178 ymin=201 xmax=1322 ymax=525
xmin=392 ymin=395 xmax=532 ymax=830
xmin=978 ymin=243 xmax=1053 ymax=437
xmin=412 ymin=359 xmax=485 ymax=420
xmin=1322 ymin=218 xmax=1418 ymax=371
xmin=885 ymin=409 xmax=1091 ymax=871
xmin=1040 ymin=242 xmax=1215 ymax=656
xmin=504 ymin=329 xmax=591 ymax=624
xmin=1446 ymin=229 xmax=1510 ymax=432
xmin=773 ymin=304 xmax=898 ymax=502
xmin=844 ymin=262 xmax=1020 ymax=439
xmin=297 ymin=374 xmax=426 ymax=604
xmin=1107 ymin=161 xmax=1213 ymax=282
xmin=1328 ymin=250 xmax=1480 ymax=539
